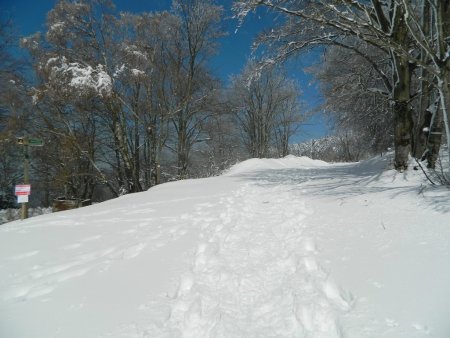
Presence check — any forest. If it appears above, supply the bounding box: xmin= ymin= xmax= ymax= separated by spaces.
xmin=1 ymin=0 xmax=449 ymax=209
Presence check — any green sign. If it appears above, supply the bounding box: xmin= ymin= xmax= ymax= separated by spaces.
xmin=28 ymin=138 xmax=44 ymax=146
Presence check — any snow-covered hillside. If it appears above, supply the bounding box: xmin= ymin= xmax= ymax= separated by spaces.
xmin=1 ymin=155 xmax=449 ymax=338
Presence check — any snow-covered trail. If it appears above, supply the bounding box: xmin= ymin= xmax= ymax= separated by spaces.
xmin=166 ymin=181 xmax=351 ymax=337
xmin=1 ymin=155 xmax=450 ymax=338
xmin=160 ymin=156 xmax=450 ymax=338
xmin=227 ymin=157 xmax=450 ymax=338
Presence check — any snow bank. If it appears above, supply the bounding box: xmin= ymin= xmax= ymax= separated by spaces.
xmin=225 ymin=155 xmax=329 ymax=175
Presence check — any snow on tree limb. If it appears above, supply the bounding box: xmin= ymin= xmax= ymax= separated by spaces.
xmin=46 ymin=57 xmax=112 ymax=97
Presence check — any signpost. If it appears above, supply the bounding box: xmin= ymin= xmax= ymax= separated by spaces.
xmin=16 ymin=137 xmax=44 ymax=220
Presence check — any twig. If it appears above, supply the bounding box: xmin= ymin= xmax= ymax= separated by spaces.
xmin=437 ymin=154 xmax=450 ymax=185
xmin=414 ymin=158 xmax=436 ymax=185
xmin=418 ymin=184 xmax=426 ymax=196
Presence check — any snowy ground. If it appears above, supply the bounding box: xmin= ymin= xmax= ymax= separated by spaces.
xmin=1 ymin=154 xmax=449 ymax=338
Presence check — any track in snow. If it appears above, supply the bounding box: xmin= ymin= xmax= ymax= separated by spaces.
xmin=166 ymin=181 xmax=353 ymax=337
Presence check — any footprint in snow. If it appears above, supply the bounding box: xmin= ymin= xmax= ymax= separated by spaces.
xmin=322 ymin=280 xmax=353 ymax=311
xmin=385 ymin=318 xmax=399 ymax=327
xmin=303 ymin=238 xmax=318 ymax=253
xmin=412 ymin=323 xmax=430 ymax=334
xmin=122 ymin=243 xmax=147 ymax=259
xmin=63 ymin=242 xmax=83 ymax=250
xmin=177 ymin=273 xmax=194 ymax=297
xmin=371 ymin=280 xmax=384 ymax=289
xmin=81 ymin=235 xmax=102 ymax=242
xmin=120 ymin=229 xmax=137 ymax=235
xmin=9 ymin=250 xmax=40 ymax=260
xmin=303 ymin=256 xmax=320 ymax=272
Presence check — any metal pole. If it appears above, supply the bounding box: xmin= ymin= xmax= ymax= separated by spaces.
xmin=21 ymin=140 xmax=29 ymax=220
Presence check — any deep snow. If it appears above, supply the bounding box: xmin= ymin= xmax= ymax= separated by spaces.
xmin=1 ymin=155 xmax=449 ymax=337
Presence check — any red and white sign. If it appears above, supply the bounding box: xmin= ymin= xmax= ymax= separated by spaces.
xmin=15 ymin=184 xmax=31 ymax=196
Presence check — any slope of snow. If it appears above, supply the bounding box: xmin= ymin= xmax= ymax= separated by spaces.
xmin=1 ymin=154 xmax=449 ymax=338
xmin=225 ymin=155 xmax=329 ymax=176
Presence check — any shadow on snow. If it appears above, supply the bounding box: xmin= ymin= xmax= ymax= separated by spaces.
xmin=231 ymin=157 xmax=450 ymax=214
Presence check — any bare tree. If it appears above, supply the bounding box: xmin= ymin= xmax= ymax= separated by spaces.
xmin=272 ymin=84 xmax=304 ymax=157
xmin=163 ymin=0 xmax=225 ymax=179
xmin=229 ymin=62 xmax=303 ymax=158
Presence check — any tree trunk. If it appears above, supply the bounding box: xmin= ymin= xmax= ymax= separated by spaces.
xmin=426 ymin=100 xmax=442 ymax=169
xmin=412 ymin=0 xmax=431 ymax=159
xmin=428 ymin=0 xmax=450 ymax=171
xmin=133 ymin=115 xmax=141 ymax=192
xmin=437 ymin=74 xmax=450 ymax=172
xmin=392 ymin=54 xmax=413 ymax=170
xmin=391 ymin=1 xmax=413 ymax=171
xmin=177 ymin=117 xmax=189 ymax=179
xmin=413 ymin=92 xmax=432 ymax=160
xmin=154 ymin=143 xmax=162 ymax=186
xmin=112 ymin=108 xmax=141 ymax=193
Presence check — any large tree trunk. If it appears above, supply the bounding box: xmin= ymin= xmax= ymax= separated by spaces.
xmin=392 ymin=54 xmax=413 ymax=170
xmin=425 ymin=0 xmax=450 ymax=171
xmin=391 ymin=2 xmax=413 ymax=171
xmin=412 ymin=0 xmax=431 ymax=159
xmin=436 ymin=0 xmax=450 ymax=175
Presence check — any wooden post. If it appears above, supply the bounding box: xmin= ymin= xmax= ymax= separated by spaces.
xmin=21 ymin=140 xmax=29 ymax=220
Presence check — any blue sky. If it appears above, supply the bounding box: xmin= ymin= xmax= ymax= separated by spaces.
xmin=1 ymin=0 xmax=328 ymax=141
